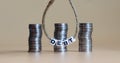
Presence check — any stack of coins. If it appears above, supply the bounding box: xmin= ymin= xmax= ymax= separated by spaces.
xmin=78 ymin=23 xmax=93 ymax=52
xmin=28 ymin=24 xmax=42 ymax=52
xmin=54 ymin=23 xmax=68 ymax=52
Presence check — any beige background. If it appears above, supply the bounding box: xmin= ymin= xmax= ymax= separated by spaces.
xmin=0 ymin=0 xmax=120 ymax=51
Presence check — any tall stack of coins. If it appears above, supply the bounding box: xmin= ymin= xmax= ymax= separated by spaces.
xmin=54 ymin=23 xmax=68 ymax=52
xmin=78 ymin=23 xmax=93 ymax=52
xmin=28 ymin=24 xmax=42 ymax=52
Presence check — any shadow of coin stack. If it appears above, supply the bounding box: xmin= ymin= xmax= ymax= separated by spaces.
xmin=54 ymin=23 xmax=68 ymax=52
xmin=28 ymin=24 xmax=42 ymax=52
xmin=78 ymin=23 xmax=93 ymax=52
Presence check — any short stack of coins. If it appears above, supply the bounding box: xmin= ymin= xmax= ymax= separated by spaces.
xmin=78 ymin=23 xmax=93 ymax=52
xmin=28 ymin=24 xmax=42 ymax=52
xmin=54 ymin=23 xmax=68 ymax=52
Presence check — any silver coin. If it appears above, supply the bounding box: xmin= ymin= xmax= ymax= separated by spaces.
xmin=28 ymin=24 xmax=42 ymax=52
xmin=54 ymin=23 xmax=68 ymax=52
xmin=78 ymin=23 xmax=93 ymax=52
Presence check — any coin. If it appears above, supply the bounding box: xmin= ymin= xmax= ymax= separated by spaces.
xmin=78 ymin=23 xmax=93 ymax=52
xmin=28 ymin=24 xmax=42 ymax=52
xmin=54 ymin=23 xmax=68 ymax=52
